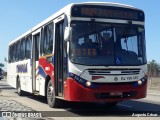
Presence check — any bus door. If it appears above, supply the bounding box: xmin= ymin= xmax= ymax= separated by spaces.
xmin=32 ymin=29 xmax=41 ymax=92
xmin=54 ymin=16 xmax=67 ymax=97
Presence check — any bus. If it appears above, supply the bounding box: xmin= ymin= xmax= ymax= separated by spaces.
xmin=8 ymin=2 xmax=147 ymax=108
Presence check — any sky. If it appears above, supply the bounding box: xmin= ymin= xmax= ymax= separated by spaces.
xmin=0 ymin=0 xmax=159 ymax=70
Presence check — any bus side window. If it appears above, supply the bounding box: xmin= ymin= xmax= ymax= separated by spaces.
xmin=15 ymin=41 xmax=21 ymax=61
xmin=42 ymin=23 xmax=54 ymax=55
xmin=12 ymin=44 xmax=15 ymax=62
xmin=25 ymin=35 xmax=32 ymax=59
xmin=20 ymin=38 xmax=26 ymax=60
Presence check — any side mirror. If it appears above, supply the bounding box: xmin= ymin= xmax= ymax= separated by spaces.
xmin=64 ymin=27 xmax=71 ymax=41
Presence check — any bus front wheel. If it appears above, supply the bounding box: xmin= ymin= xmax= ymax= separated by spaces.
xmin=47 ymin=80 xmax=61 ymax=108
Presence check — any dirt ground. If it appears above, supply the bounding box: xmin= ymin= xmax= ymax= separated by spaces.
xmin=148 ymin=77 xmax=160 ymax=90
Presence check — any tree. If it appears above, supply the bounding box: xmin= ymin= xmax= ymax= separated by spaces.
xmin=147 ymin=60 xmax=160 ymax=77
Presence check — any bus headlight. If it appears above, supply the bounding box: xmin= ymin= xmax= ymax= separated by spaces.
xmin=86 ymin=81 xmax=91 ymax=87
xmin=69 ymin=73 xmax=98 ymax=88
xmin=132 ymin=76 xmax=147 ymax=87
xmin=137 ymin=80 xmax=142 ymax=85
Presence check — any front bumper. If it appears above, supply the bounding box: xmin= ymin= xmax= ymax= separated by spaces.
xmin=64 ymin=78 xmax=147 ymax=102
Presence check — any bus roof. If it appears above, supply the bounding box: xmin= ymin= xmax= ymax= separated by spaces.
xmin=9 ymin=2 xmax=139 ymax=45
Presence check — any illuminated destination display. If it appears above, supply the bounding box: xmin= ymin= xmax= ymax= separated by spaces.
xmin=71 ymin=5 xmax=144 ymax=21
xmin=71 ymin=48 xmax=97 ymax=56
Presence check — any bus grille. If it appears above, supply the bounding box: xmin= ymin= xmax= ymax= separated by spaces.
xmin=88 ymin=68 xmax=140 ymax=75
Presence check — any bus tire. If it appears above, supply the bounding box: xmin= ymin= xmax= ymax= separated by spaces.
xmin=47 ymin=80 xmax=61 ymax=108
xmin=17 ymin=77 xmax=25 ymax=96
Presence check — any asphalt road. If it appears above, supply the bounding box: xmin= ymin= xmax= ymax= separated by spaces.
xmin=0 ymin=78 xmax=160 ymax=120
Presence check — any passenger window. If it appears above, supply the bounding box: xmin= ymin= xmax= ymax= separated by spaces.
xmin=20 ymin=38 xmax=26 ymax=60
xmin=42 ymin=23 xmax=54 ymax=55
xmin=12 ymin=44 xmax=16 ymax=62
xmin=16 ymin=41 xmax=21 ymax=61
xmin=25 ymin=35 xmax=32 ymax=59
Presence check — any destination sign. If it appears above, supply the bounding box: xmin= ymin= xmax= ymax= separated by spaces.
xmin=71 ymin=48 xmax=97 ymax=56
xmin=71 ymin=5 xmax=144 ymax=21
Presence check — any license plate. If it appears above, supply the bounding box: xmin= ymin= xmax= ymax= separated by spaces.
xmin=110 ymin=91 xmax=123 ymax=96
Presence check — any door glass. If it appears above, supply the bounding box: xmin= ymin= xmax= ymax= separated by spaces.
xmin=35 ymin=34 xmax=40 ymax=61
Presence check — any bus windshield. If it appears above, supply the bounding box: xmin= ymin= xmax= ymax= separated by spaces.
xmin=69 ymin=21 xmax=146 ymax=66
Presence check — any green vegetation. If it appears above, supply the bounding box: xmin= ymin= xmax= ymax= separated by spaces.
xmin=147 ymin=60 xmax=160 ymax=77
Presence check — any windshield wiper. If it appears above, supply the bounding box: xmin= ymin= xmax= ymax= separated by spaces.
xmin=124 ymin=36 xmax=129 ymax=53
